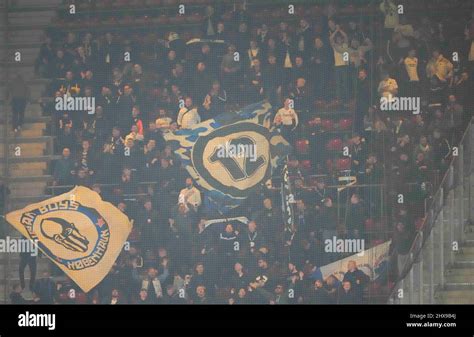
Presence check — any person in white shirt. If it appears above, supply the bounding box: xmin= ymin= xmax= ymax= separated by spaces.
xmin=178 ymin=177 xmax=202 ymax=211
xmin=274 ymin=98 xmax=298 ymax=142
xmin=177 ymin=97 xmax=201 ymax=129
xmin=155 ymin=108 xmax=173 ymax=134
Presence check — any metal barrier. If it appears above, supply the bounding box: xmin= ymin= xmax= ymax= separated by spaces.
xmin=389 ymin=118 xmax=474 ymax=304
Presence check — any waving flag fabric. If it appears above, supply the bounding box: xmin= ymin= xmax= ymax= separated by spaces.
xmin=165 ymin=101 xmax=291 ymax=215
xmin=6 ymin=186 xmax=132 ymax=292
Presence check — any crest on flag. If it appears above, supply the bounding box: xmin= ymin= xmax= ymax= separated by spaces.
xmin=6 ymin=186 xmax=132 ymax=292
xmin=165 ymin=101 xmax=291 ymax=214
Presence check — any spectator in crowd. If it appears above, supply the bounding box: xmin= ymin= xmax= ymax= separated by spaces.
xmin=53 ymin=148 xmax=75 ymax=188
xmin=390 ymin=221 xmax=415 ymax=278
xmin=337 ymin=280 xmax=357 ymax=304
xmin=330 ymin=26 xmax=351 ymax=105
xmin=274 ymin=98 xmax=299 ymax=142
xmin=177 ymin=97 xmax=201 ymax=129
xmin=342 ymin=261 xmax=370 ymax=303
xmin=33 ymin=271 xmax=57 ymax=304
xmin=21 ymin=0 xmax=473 ymax=305
xmin=10 ymin=284 xmax=29 ymax=304
xmin=19 ymin=247 xmax=37 ymax=291
xmin=8 ymin=74 xmax=30 ymax=133
xmin=178 ymin=178 xmax=202 ymax=212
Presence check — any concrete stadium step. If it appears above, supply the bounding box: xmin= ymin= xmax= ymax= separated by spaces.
xmin=446 ymin=267 xmax=474 ymax=276
xmin=9 ymin=175 xmax=52 ymax=183
xmin=1 ymin=14 xmax=56 ymax=27
xmin=0 ymin=252 xmax=52 ymax=304
xmin=0 ymin=115 xmax=51 ymax=125
xmin=7 ymin=0 xmax=63 ymax=8
xmin=0 ymin=157 xmax=50 ymax=178
xmin=459 ymin=246 xmax=474 ymax=254
xmin=0 ymin=123 xmax=46 ymax=137
xmin=464 ymin=232 xmax=474 ymax=241
xmin=0 ymin=66 xmax=35 ymax=79
xmin=0 ymin=155 xmax=59 ymax=164
xmin=0 ymin=47 xmax=39 ymax=63
xmin=9 ymin=181 xmax=48 ymax=197
xmin=4 ymin=41 xmax=42 ymax=49
xmin=0 ymin=84 xmax=44 ymax=101
xmin=0 ymin=142 xmax=48 ymax=158
xmin=5 ymin=160 xmax=49 ymax=177
xmin=0 ymin=23 xmax=51 ymax=32
xmin=9 ymin=165 xmax=47 ymax=178
xmin=453 ymin=260 xmax=474 ymax=268
xmin=6 ymin=29 xmax=46 ymax=39
xmin=444 ymin=282 xmax=474 ymax=291
xmin=464 ymin=239 xmax=474 ymax=247
xmin=446 ymin=271 xmax=474 ymax=284
xmin=9 ymin=179 xmax=51 ymax=196
xmin=7 ymin=10 xmax=56 ymax=21
xmin=0 ymin=45 xmax=39 ymax=54
xmin=0 ymin=261 xmax=51 ymax=279
xmin=453 ymin=253 xmax=474 ymax=262
xmin=435 ymin=290 xmax=474 ymax=304
xmin=9 ymin=195 xmax=52 ymax=211
xmin=0 ymin=101 xmax=48 ymax=117
xmin=436 ymin=223 xmax=474 ymax=304
xmin=0 ymin=121 xmax=46 ymax=137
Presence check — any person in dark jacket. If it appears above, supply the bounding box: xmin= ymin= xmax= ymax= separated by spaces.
xmin=355 ymin=68 xmax=372 ymax=133
xmin=263 ymin=54 xmax=282 ymax=107
xmin=337 ymin=281 xmax=357 ymax=304
xmin=346 ymin=193 xmax=366 ymax=239
xmin=10 ymin=284 xmax=29 ymax=304
xmin=160 ymin=285 xmax=186 ymax=304
xmin=431 ymin=128 xmax=451 ymax=170
xmin=19 ymin=248 xmax=37 ymax=291
xmin=8 ymin=74 xmax=30 ymax=132
xmin=310 ymin=279 xmax=334 ymax=304
xmin=342 ymin=261 xmax=370 ymax=304
xmin=53 ymin=147 xmax=75 ymax=188
xmin=390 ymin=221 xmax=415 ymax=278
xmin=33 ymin=271 xmax=56 ymax=304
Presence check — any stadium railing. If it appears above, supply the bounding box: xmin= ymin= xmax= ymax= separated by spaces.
xmin=388 ymin=117 xmax=474 ymax=304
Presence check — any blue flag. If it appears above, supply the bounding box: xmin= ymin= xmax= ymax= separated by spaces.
xmin=165 ymin=101 xmax=291 ymax=215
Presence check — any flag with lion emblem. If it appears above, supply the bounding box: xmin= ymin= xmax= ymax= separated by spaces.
xmin=6 ymin=186 xmax=132 ymax=292
xmin=165 ymin=101 xmax=291 ymax=215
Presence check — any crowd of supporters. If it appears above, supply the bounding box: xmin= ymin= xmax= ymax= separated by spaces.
xmin=9 ymin=0 xmax=474 ymax=304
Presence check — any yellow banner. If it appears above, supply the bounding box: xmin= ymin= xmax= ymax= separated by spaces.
xmin=6 ymin=186 xmax=132 ymax=292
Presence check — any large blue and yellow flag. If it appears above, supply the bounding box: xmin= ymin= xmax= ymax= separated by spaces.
xmin=6 ymin=186 xmax=132 ymax=292
xmin=165 ymin=101 xmax=291 ymax=215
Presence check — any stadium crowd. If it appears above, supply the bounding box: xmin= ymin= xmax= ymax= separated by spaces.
xmin=9 ymin=0 xmax=474 ymax=304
